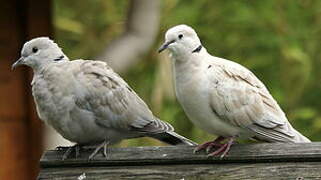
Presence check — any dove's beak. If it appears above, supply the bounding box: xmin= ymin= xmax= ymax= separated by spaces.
xmin=158 ymin=40 xmax=175 ymax=53
xmin=11 ymin=57 xmax=25 ymax=70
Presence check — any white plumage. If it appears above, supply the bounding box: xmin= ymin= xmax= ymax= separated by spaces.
xmin=159 ymin=24 xmax=310 ymax=157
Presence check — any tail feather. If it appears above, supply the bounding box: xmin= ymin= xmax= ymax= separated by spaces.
xmin=149 ymin=131 xmax=197 ymax=146
xmin=290 ymin=128 xmax=311 ymax=143
xmin=250 ymin=123 xmax=311 ymax=143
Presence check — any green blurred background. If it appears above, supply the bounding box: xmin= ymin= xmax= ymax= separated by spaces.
xmin=53 ymin=0 xmax=321 ymax=146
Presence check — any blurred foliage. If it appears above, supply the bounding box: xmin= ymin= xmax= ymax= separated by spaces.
xmin=54 ymin=0 xmax=321 ymax=146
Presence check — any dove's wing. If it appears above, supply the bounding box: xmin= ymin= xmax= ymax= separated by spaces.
xmin=208 ymin=58 xmax=302 ymax=142
xmin=71 ymin=60 xmax=173 ymax=134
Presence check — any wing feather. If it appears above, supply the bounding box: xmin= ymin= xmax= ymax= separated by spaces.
xmin=71 ymin=60 xmax=171 ymax=134
xmin=209 ymin=59 xmax=298 ymax=142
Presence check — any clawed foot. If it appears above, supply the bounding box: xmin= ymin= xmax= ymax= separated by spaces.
xmin=193 ymin=136 xmax=225 ymax=153
xmin=88 ymin=140 xmax=109 ymax=160
xmin=194 ymin=136 xmax=235 ymax=158
xmin=57 ymin=141 xmax=109 ymax=160
xmin=207 ymin=138 xmax=235 ymax=158
xmin=193 ymin=141 xmax=223 ymax=154
xmin=60 ymin=144 xmax=81 ymax=160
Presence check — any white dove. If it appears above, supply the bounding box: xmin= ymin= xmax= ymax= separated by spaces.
xmin=12 ymin=37 xmax=196 ymax=160
xmin=158 ymin=24 xmax=310 ymax=158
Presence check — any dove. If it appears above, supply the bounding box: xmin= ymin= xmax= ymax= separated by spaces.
xmin=12 ymin=37 xmax=196 ymax=160
xmin=159 ymin=24 xmax=310 ymax=158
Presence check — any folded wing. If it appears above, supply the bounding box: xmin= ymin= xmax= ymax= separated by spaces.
xmin=71 ymin=60 xmax=173 ymax=134
xmin=209 ymin=59 xmax=309 ymax=142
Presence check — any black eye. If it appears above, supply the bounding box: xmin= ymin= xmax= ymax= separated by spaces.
xmin=178 ymin=34 xmax=183 ymax=39
xmin=32 ymin=47 xmax=38 ymax=53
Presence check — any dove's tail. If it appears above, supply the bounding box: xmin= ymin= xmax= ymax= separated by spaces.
xmin=251 ymin=121 xmax=311 ymax=143
xmin=149 ymin=131 xmax=197 ymax=146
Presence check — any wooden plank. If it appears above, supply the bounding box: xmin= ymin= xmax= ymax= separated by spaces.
xmin=40 ymin=142 xmax=321 ymax=168
xmin=38 ymin=162 xmax=321 ymax=179
xmin=0 ymin=1 xmax=33 ymax=180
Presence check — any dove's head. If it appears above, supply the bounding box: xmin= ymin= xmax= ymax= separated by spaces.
xmin=12 ymin=37 xmax=68 ymax=70
xmin=158 ymin=24 xmax=202 ymax=58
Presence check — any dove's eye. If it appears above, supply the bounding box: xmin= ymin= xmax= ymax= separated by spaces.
xmin=32 ymin=47 xmax=38 ymax=53
xmin=178 ymin=34 xmax=183 ymax=39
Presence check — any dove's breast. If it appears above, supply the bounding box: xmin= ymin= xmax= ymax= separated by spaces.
xmin=174 ymin=61 xmax=242 ymax=137
xmin=32 ymin=70 xmax=73 ymax=124
xmin=31 ymin=65 xmax=107 ymax=144
xmin=32 ymin=69 xmax=77 ymax=136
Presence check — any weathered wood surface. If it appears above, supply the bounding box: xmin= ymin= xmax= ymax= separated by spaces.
xmin=39 ymin=142 xmax=321 ymax=179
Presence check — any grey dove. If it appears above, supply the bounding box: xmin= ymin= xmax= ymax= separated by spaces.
xmin=158 ymin=24 xmax=310 ymax=158
xmin=12 ymin=37 xmax=196 ymax=160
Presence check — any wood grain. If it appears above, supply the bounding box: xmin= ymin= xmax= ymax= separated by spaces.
xmin=39 ymin=143 xmax=321 ymax=179
xmin=41 ymin=143 xmax=321 ymax=167
xmin=38 ymin=162 xmax=321 ymax=180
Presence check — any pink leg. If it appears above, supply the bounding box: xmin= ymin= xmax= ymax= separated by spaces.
xmin=193 ymin=136 xmax=226 ymax=153
xmin=207 ymin=137 xmax=235 ymax=158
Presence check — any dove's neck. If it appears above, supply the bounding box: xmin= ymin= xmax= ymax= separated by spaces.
xmin=170 ymin=47 xmax=209 ymax=91
xmin=172 ymin=47 xmax=208 ymax=77
xmin=31 ymin=59 xmax=70 ymax=88
xmin=32 ymin=58 xmax=69 ymax=74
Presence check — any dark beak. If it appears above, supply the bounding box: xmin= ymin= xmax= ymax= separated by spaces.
xmin=158 ymin=40 xmax=175 ymax=53
xmin=11 ymin=57 xmax=25 ymax=70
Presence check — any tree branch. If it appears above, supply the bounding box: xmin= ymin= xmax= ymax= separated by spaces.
xmin=96 ymin=0 xmax=160 ymax=73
